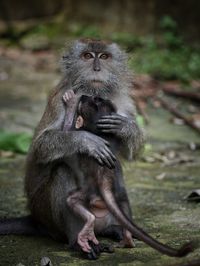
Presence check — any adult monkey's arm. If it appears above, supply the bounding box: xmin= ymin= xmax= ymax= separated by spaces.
xmin=97 ymin=96 xmax=144 ymax=160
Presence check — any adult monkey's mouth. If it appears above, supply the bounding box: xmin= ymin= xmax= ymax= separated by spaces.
xmin=91 ymin=80 xmax=103 ymax=87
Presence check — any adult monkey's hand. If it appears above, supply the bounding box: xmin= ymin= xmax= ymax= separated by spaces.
xmin=78 ymin=131 xmax=116 ymax=169
xmin=97 ymin=114 xmax=134 ymax=139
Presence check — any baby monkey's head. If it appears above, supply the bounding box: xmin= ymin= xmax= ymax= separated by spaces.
xmin=75 ymin=95 xmax=116 ymax=134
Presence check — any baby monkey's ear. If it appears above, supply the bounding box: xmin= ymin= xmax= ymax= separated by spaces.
xmin=75 ymin=115 xmax=84 ymax=129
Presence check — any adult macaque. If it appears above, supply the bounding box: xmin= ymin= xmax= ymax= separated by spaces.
xmin=62 ymin=92 xmax=193 ymax=259
xmin=25 ymin=39 xmax=145 ymax=259
xmin=0 ymin=39 xmax=194 ymax=260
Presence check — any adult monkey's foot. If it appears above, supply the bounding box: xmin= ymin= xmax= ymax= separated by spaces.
xmin=115 ymin=230 xmax=136 ymax=248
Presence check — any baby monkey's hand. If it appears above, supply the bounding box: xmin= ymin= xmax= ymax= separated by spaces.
xmin=63 ymin=90 xmax=76 ymax=103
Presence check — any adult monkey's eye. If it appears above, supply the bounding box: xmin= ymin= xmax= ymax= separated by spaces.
xmin=83 ymin=53 xmax=93 ymax=60
xmin=99 ymin=53 xmax=110 ymax=60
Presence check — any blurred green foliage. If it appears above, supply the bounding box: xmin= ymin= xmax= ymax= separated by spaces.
xmin=159 ymin=15 xmax=183 ymax=48
xmin=129 ymin=16 xmax=200 ymax=82
xmin=30 ymin=23 xmax=64 ymax=39
xmin=136 ymin=115 xmax=145 ymax=127
xmin=130 ymin=42 xmax=200 ymax=81
xmin=0 ymin=131 xmax=32 ymax=154
xmin=2 ymin=16 xmax=200 ymax=81
xmin=68 ymin=24 xmax=101 ymax=39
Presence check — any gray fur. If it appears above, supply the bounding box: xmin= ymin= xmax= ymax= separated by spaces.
xmin=60 ymin=39 xmax=144 ymax=158
xmin=25 ymin=39 xmax=144 ymax=248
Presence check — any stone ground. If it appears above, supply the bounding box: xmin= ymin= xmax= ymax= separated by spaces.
xmin=0 ymin=47 xmax=200 ymax=266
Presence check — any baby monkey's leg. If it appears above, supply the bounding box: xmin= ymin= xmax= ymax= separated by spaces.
xmin=66 ymin=190 xmax=99 ymax=253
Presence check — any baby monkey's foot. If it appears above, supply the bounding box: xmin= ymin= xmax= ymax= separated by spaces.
xmin=63 ymin=90 xmax=75 ymax=103
xmin=77 ymin=223 xmax=99 ymax=253
xmin=78 ymin=230 xmax=99 ymax=253
xmin=72 ymin=241 xmax=114 ymax=260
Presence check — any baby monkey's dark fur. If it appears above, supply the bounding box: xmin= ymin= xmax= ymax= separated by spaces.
xmin=63 ymin=93 xmax=194 ymax=259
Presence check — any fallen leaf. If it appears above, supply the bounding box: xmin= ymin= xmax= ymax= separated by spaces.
xmin=155 ymin=172 xmax=166 ymax=180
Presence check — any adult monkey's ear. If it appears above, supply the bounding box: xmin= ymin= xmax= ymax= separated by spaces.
xmin=75 ymin=115 xmax=84 ymax=129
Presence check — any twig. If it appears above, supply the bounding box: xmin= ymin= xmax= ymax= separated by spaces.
xmin=162 ymin=87 xmax=200 ymax=102
xmin=156 ymin=96 xmax=200 ymax=134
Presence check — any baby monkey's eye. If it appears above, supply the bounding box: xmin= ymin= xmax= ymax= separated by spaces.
xmin=99 ymin=53 xmax=110 ymax=60
xmin=82 ymin=53 xmax=93 ymax=60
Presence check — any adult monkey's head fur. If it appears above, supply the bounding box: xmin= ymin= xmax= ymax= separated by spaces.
xmin=61 ymin=39 xmax=132 ymax=97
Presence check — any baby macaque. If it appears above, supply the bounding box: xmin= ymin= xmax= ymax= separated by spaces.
xmin=62 ymin=90 xmax=193 ymax=259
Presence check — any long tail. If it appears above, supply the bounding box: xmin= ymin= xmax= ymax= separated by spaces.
xmin=0 ymin=216 xmax=46 ymax=236
xmin=100 ymin=186 xmax=193 ymax=257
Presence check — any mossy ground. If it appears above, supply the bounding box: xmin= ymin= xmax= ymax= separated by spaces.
xmin=0 ymin=49 xmax=200 ymax=266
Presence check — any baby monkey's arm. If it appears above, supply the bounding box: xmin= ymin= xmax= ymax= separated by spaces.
xmin=62 ymin=90 xmax=82 ymax=130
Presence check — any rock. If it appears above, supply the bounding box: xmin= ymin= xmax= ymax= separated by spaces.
xmin=40 ymin=256 xmax=52 ymax=266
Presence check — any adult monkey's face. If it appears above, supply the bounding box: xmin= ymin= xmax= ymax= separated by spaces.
xmin=80 ymin=50 xmax=112 ymax=88
xmin=62 ymin=39 xmax=129 ymax=96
